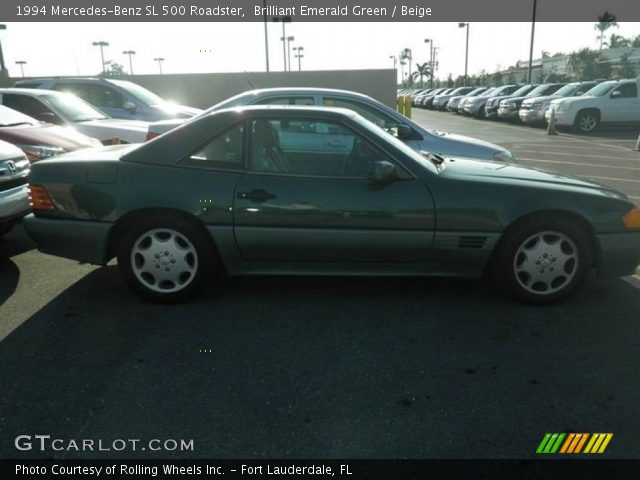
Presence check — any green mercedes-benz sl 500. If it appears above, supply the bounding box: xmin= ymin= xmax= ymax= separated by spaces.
xmin=24 ymin=105 xmax=640 ymax=304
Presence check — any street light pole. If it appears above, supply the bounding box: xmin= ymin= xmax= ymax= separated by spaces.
xmin=273 ymin=16 xmax=291 ymax=71
xmin=293 ymin=46 xmax=304 ymax=71
xmin=424 ymin=38 xmax=434 ymax=87
xmin=0 ymin=25 xmax=7 ymax=80
xmin=92 ymin=41 xmax=109 ymax=74
xmin=15 ymin=60 xmax=27 ymax=77
xmin=262 ymin=0 xmax=269 ymax=72
xmin=458 ymin=23 xmax=469 ymax=85
xmin=122 ymin=50 xmax=136 ymax=75
xmin=284 ymin=36 xmax=295 ymax=72
xmin=527 ymin=0 xmax=537 ymax=84
xmin=153 ymin=57 xmax=165 ymax=74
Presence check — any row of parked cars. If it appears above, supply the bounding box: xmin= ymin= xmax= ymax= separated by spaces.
xmin=3 ymin=78 xmax=640 ymax=305
xmin=399 ymin=77 xmax=640 ymax=132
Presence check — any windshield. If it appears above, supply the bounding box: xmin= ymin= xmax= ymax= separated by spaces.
xmin=527 ymin=85 xmax=552 ymax=96
xmin=467 ymin=87 xmax=486 ymax=96
xmin=0 ymin=104 xmax=39 ymax=126
xmin=553 ymin=83 xmax=580 ymax=96
xmin=43 ymin=93 xmax=108 ymax=122
xmin=509 ymin=85 xmax=533 ymax=97
xmin=585 ymin=82 xmax=616 ymax=97
xmin=108 ymin=79 xmax=166 ymax=105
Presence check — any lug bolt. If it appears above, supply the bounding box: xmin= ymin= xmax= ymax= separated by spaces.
xmin=171 ymin=259 xmax=176 ymax=263
xmin=155 ymin=253 xmax=160 ymax=259
xmin=164 ymin=251 xmax=169 ymax=255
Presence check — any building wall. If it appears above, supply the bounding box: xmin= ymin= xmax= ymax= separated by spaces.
xmin=8 ymin=70 xmax=397 ymax=109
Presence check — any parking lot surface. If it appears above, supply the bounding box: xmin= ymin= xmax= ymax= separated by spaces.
xmin=2 ymin=114 xmax=640 ymax=459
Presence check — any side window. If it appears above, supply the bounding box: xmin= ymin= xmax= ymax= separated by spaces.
xmin=322 ymin=97 xmax=400 ymax=134
xmin=54 ymin=83 xmax=125 ymax=109
xmin=615 ymin=83 xmax=637 ymax=98
xmin=178 ymin=123 xmax=244 ymax=170
xmin=249 ymin=117 xmax=407 ymax=178
xmin=255 ymin=96 xmax=315 ymax=106
xmin=2 ymin=94 xmax=59 ymax=122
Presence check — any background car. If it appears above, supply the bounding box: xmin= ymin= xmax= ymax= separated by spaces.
xmin=0 ymin=140 xmax=30 ymax=237
xmin=0 ymin=104 xmax=101 ymax=162
xmin=24 ymin=106 xmax=640 ymax=304
xmin=432 ymin=86 xmax=476 ymax=110
xmin=497 ymin=83 xmax=565 ymax=121
xmin=447 ymin=87 xmax=489 ymax=113
xmin=484 ymin=84 xmax=537 ymax=119
xmin=0 ymin=89 xmax=149 ymax=144
xmin=463 ymin=85 xmax=520 ymax=118
xmin=15 ymin=77 xmax=202 ymax=122
xmin=519 ymin=81 xmax=600 ymax=124
xmin=545 ymin=78 xmax=640 ymax=133
xmin=145 ymin=87 xmax=516 ymax=163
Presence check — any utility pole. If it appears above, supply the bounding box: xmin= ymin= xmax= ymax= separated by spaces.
xmin=154 ymin=57 xmax=165 ymax=74
xmin=273 ymin=16 xmax=291 ymax=71
xmin=122 ymin=50 xmax=136 ymax=75
xmin=527 ymin=0 xmax=537 ymax=84
xmin=92 ymin=41 xmax=109 ymax=74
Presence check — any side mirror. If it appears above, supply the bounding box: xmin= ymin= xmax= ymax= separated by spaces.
xmin=123 ymin=101 xmax=137 ymax=112
xmin=397 ymin=124 xmax=413 ymax=140
xmin=369 ymin=160 xmax=398 ymax=183
xmin=35 ymin=111 xmax=63 ymax=125
xmin=610 ymin=90 xmax=622 ymax=99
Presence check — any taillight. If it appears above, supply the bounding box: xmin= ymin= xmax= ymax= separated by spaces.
xmin=146 ymin=131 xmax=159 ymax=141
xmin=28 ymin=185 xmax=56 ymax=211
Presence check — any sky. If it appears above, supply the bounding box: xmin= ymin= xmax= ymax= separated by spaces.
xmin=2 ymin=22 xmax=640 ymax=82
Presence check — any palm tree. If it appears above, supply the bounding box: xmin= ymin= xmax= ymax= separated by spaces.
xmin=595 ymin=11 xmax=618 ymax=50
xmin=411 ymin=63 xmax=431 ymax=87
xmin=608 ymin=33 xmax=631 ymax=49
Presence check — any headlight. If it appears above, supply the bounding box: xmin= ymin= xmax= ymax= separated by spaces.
xmin=623 ymin=206 xmax=640 ymax=230
xmin=89 ymin=137 xmax=103 ymax=148
xmin=555 ymin=102 xmax=571 ymax=113
xmin=494 ymin=150 xmax=516 ymax=163
xmin=502 ymin=102 xmax=516 ymax=110
xmin=531 ymin=102 xmax=542 ymax=110
xmin=15 ymin=144 xmax=65 ymax=161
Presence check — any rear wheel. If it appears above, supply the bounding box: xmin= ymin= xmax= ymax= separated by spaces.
xmin=117 ymin=216 xmax=215 ymax=303
xmin=574 ymin=109 xmax=600 ymax=133
xmin=495 ymin=218 xmax=592 ymax=304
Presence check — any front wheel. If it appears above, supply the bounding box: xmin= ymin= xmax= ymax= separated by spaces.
xmin=574 ymin=109 xmax=600 ymax=133
xmin=495 ymin=218 xmax=592 ymax=304
xmin=117 ymin=216 xmax=214 ymax=302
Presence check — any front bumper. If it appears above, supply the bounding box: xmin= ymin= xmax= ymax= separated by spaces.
xmin=544 ymin=109 xmax=574 ymax=126
xmin=596 ymin=232 xmax=640 ymax=279
xmin=519 ymin=109 xmax=545 ymax=123
xmin=23 ymin=214 xmax=114 ymax=265
xmin=0 ymin=184 xmax=30 ymax=225
xmin=497 ymin=107 xmax=520 ymax=120
xmin=484 ymin=105 xmax=499 ymax=118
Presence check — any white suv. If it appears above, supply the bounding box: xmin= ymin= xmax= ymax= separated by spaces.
xmin=545 ymin=79 xmax=640 ymax=132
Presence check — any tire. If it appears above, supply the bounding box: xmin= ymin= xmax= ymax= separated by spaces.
xmin=475 ymin=106 xmax=485 ymax=118
xmin=574 ymin=109 xmax=600 ymax=133
xmin=494 ymin=217 xmax=592 ymax=304
xmin=117 ymin=216 xmax=215 ymax=303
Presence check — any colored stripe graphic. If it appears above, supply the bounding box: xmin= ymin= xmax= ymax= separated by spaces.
xmin=537 ymin=433 xmax=613 ymax=454
xmin=536 ymin=433 xmax=565 ymax=454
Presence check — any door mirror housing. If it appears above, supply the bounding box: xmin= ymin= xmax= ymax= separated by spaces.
xmin=369 ymin=160 xmax=398 ymax=183
xmin=123 ymin=101 xmax=137 ymax=112
xmin=397 ymin=124 xmax=414 ymax=140
xmin=610 ymin=90 xmax=622 ymax=99
xmin=35 ymin=111 xmax=63 ymax=125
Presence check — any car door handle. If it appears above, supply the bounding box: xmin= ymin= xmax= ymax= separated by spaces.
xmin=326 ymin=140 xmax=347 ymax=148
xmin=237 ymin=189 xmax=276 ymax=202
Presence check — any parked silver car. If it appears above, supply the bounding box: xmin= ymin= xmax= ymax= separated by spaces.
xmin=146 ymin=88 xmax=515 ymax=163
xmin=0 ymin=140 xmax=30 ymax=237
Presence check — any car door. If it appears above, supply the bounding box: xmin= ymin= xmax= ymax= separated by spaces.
xmin=606 ymin=82 xmax=639 ymax=123
xmin=233 ymin=114 xmax=435 ymax=263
